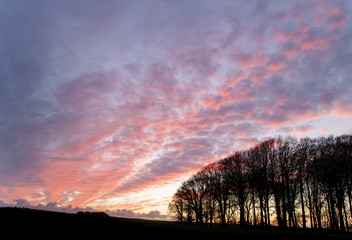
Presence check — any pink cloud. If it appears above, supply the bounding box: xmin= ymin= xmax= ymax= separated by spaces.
xmin=268 ymin=59 xmax=285 ymax=71
xmin=315 ymin=1 xmax=347 ymax=30
xmin=1 ymin=0 xmax=351 ymax=215
xmin=232 ymin=51 xmax=269 ymax=69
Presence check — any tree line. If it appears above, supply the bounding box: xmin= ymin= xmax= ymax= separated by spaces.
xmin=168 ymin=134 xmax=352 ymax=231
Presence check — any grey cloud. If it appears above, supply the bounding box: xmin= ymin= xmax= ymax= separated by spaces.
xmin=3 ymin=199 xmax=169 ymax=220
xmin=1 ymin=0 xmax=351 ymax=211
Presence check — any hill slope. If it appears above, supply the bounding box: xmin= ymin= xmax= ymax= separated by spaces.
xmin=1 ymin=207 xmax=350 ymax=239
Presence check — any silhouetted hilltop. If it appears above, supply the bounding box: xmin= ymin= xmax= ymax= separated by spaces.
xmin=1 ymin=207 xmax=350 ymax=239
xmin=1 ymin=207 xmax=138 ymax=237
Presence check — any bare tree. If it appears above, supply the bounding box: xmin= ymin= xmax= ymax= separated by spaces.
xmin=168 ymin=191 xmax=186 ymax=222
xmin=168 ymin=134 xmax=352 ymax=231
xmin=204 ymin=161 xmax=231 ymax=225
xmin=222 ymin=152 xmax=249 ymax=226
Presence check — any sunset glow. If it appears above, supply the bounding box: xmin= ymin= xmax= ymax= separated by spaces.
xmin=0 ymin=0 xmax=352 ymax=217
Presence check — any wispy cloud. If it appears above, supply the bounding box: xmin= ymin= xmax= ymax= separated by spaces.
xmin=0 ymin=0 xmax=351 ymax=215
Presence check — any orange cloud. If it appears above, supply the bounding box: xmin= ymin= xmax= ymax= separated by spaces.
xmin=301 ymin=38 xmax=330 ymax=52
xmin=268 ymin=60 xmax=285 ymax=71
xmin=235 ymin=51 xmax=269 ymax=69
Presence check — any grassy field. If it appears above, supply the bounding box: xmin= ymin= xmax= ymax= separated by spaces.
xmin=1 ymin=207 xmax=350 ymax=239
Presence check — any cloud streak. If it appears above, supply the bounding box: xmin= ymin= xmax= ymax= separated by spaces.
xmin=0 ymin=0 xmax=352 ymax=215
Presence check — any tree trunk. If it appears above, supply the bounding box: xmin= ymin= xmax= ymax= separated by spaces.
xmin=198 ymin=199 xmax=203 ymax=224
xmin=329 ymin=191 xmax=337 ymax=230
xmin=306 ymin=181 xmax=315 ymax=229
xmin=300 ymin=178 xmax=306 ymax=228
xmin=252 ymin=193 xmax=256 ymax=225
xmin=240 ymin=202 xmax=245 ymax=227
xmin=281 ymin=186 xmax=287 ymax=229
xmin=336 ymin=194 xmax=345 ymax=232
xmin=347 ymin=185 xmax=352 ymax=218
xmin=273 ymin=193 xmax=282 ymax=228
xmin=266 ymin=196 xmax=271 ymax=226
xmin=259 ymin=195 xmax=264 ymax=225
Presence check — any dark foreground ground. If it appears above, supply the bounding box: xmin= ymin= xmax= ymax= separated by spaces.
xmin=1 ymin=207 xmax=351 ymax=239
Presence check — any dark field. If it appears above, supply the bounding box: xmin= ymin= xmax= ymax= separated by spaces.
xmin=1 ymin=207 xmax=350 ymax=239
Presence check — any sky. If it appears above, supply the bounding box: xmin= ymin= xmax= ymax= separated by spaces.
xmin=0 ymin=0 xmax=352 ymax=217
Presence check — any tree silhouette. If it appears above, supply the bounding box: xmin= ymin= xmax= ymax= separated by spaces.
xmin=169 ymin=134 xmax=352 ymax=232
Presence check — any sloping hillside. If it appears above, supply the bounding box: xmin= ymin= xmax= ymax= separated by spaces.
xmin=1 ymin=207 xmax=349 ymax=239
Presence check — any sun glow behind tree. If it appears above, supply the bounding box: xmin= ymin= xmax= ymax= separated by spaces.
xmin=169 ymin=134 xmax=352 ymax=231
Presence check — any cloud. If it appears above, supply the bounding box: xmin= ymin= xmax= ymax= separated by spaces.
xmin=1 ymin=199 xmax=170 ymax=220
xmin=277 ymin=124 xmax=315 ymax=135
xmin=107 ymin=209 xmax=170 ymax=220
xmin=0 ymin=0 xmax=351 ymax=214
xmin=13 ymin=199 xmax=31 ymax=208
